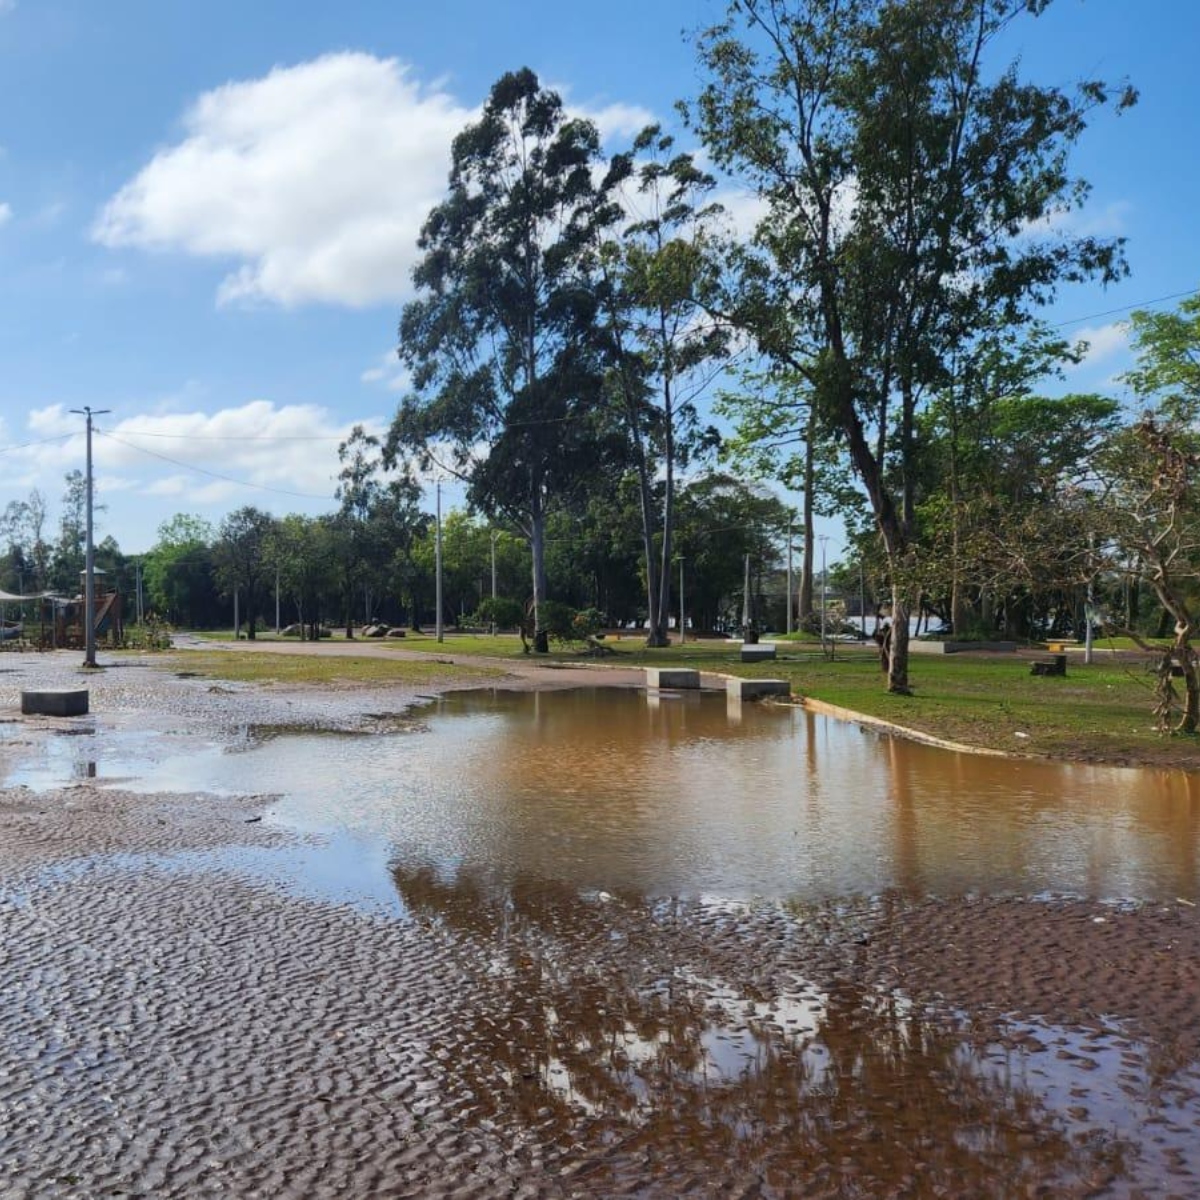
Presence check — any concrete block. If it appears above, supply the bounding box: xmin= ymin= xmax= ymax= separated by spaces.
xmin=909 ymin=639 xmax=1017 ymax=655
xmin=740 ymin=643 xmax=777 ymax=662
xmin=644 ymin=668 xmax=701 ymax=690
xmin=22 ymin=688 xmax=89 ymax=717
xmin=727 ymin=677 xmax=790 ymax=700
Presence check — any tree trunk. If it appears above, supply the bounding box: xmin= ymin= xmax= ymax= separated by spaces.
xmin=529 ymin=498 xmax=549 ymax=654
xmin=799 ymin=406 xmax=816 ymax=621
xmin=654 ymin=382 xmax=677 ymax=643
xmin=1175 ymin=625 xmax=1199 ymax=735
xmin=887 ymin=588 xmax=912 ymax=695
xmin=636 ymin=455 xmax=667 ymax=647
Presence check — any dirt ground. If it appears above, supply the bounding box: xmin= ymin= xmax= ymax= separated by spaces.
xmin=2 ymin=647 xmax=1199 ymax=1198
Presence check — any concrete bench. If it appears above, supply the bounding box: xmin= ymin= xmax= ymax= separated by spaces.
xmin=740 ymin=643 xmax=777 ymax=663
xmin=1029 ymin=655 xmax=1067 ymax=677
xmin=21 ymin=688 xmax=89 ymax=716
xmin=645 ymin=668 xmax=701 ymax=690
xmin=727 ymin=677 xmax=790 ymax=700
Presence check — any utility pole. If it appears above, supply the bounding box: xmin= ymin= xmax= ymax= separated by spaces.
xmin=435 ymin=478 xmax=444 ymax=644
xmin=677 ymin=556 xmax=686 ymax=646
xmin=69 ymin=406 xmax=111 ymax=668
xmin=490 ymin=529 xmax=498 ymax=635
xmin=1085 ymin=532 xmax=1095 ymax=665
xmin=742 ymin=553 xmax=752 ymax=642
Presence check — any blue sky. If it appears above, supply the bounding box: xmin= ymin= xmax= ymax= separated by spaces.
xmin=1 ymin=0 xmax=1197 ymax=554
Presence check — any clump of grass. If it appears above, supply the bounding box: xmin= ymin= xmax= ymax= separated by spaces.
xmin=163 ymin=650 xmax=504 ymax=687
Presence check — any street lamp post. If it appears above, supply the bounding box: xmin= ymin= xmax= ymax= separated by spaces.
xmin=490 ymin=530 xmax=498 ymax=635
xmin=69 ymin=405 xmax=111 ymax=668
xmin=677 ymin=556 xmax=686 ymax=645
xmin=435 ymin=478 xmax=444 ymax=644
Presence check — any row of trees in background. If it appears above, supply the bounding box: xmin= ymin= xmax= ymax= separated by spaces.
xmin=5 ymin=2 xmax=1200 ymax=730
xmin=0 ymin=460 xmax=795 ymax=641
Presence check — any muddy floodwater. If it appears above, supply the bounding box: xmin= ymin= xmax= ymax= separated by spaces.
xmin=3 ymin=669 xmax=1200 ymax=1197
xmin=7 ymin=686 xmax=1199 ymax=905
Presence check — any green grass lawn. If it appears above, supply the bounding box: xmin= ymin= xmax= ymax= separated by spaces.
xmin=175 ymin=628 xmax=1196 ymax=769
xmin=164 ymin=648 xmax=505 ymax=687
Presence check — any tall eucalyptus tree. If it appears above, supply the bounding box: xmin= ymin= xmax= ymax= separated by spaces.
xmin=388 ymin=69 xmax=612 ymax=652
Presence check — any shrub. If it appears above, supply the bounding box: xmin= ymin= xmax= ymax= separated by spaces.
xmin=474 ymin=596 xmax=525 ymax=631
xmin=572 ymin=607 xmax=604 ymax=641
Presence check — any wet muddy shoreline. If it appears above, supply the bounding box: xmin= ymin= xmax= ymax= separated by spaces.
xmin=2 ymin=650 xmax=1199 ymax=1196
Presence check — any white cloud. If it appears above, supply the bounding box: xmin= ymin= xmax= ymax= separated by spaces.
xmin=10 ymin=400 xmax=388 ymax=506
xmin=0 ymin=1 xmax=16 ymax=15
xmin=1069 ymin=321 xmax=1129 ymax=369
xmin=93 ymin=55 xmax=660 ymax=310
xmin=93 ymin=53 xmax=475 ymax=309
xmin=1021 ymin=198 xmax=1131 ymax=242
xmin=361 ymin=350 xmax=410 ymax=393
xmin=0 ymin=202 xmax=12 ymax=227
xmin=551 ymin=85 xmax=655 ymax=141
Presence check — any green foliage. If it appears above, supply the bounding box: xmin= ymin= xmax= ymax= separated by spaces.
xmin=121 ymin=617 xmax=173 ymax=651
xmin=673 ymin=472 xmax=789 ymax=631
xmin=214 ymin=507 xmax=277 ymax=639
xmin=1122 ymin=293 xmax=1200 ymax=419
xmin=144 ymin=514 xmax=219 ymax=628
xmin=571 ymin=607 xmax=605 ymax=640
xmin=474 ymin=596 xmax=525 ymax=631
xmin=539 ymin=599 xmax=579 ymax=644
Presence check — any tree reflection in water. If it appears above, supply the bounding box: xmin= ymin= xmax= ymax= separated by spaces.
xmin=390 ymin=863 xmax=1134 ymax=1196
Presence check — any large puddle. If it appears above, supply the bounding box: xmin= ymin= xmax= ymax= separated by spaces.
xmin=4 ymin=686 xmax=1199 ymax=905
xmin=5 ymin=686 xmax=1200 ymax=1192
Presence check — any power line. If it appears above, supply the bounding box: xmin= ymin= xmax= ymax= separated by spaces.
xmin=103 ymin=428 xmax=356 ymax=442
xmin=1050 ymin=287 xmax=1198 ymax=329
xmin=98 ymin=430 xmax=336 ymax=502
xmin=0 ymin=433 xmax=74 ymax=458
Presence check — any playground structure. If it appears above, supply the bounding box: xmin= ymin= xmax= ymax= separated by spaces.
xmin=38 ymin=590 xmax=124 ymax=651
xmin=1 ymin=580 xmax=129 ymax=652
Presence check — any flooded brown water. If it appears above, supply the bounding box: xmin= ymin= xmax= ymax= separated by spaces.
xmin=163 ymin=685 xmax=1199 ymax=906
xmin=5 ymin=681 xmax=1200 ymax=1195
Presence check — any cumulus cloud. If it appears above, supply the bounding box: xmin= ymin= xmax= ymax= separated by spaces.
xmin=0 ymin=202 xmax=12 ymax=227
xmin=92 ymin=53 xmax=475 ymax=308
xmin=93 ymin=54 xmax=660 ymax=310
xmin=1069 ymin=321 xmax=1129 ymax=369
xmin=12 ymin=400 xmax=387 ymax=505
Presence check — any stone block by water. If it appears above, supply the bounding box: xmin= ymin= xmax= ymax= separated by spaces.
xmin=727 ymin=678 xmax=789 ymax=700
xmin=645 ymin=668 xmax=701 ymax=690
xmin=740 ymin=643 xmax=777 ymax=662
xmin=21 ymin=688 xmax=89 ymax=717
